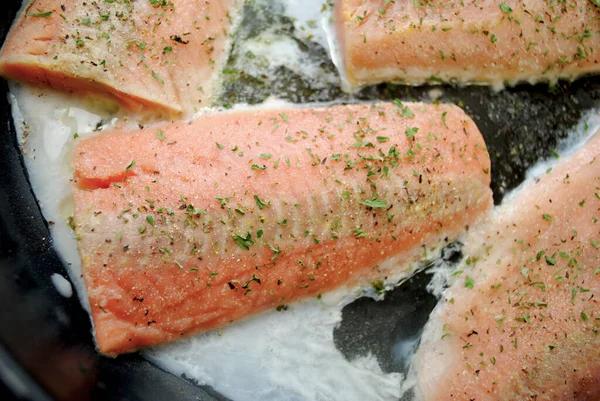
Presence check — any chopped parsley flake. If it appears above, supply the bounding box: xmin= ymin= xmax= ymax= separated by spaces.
xmin=392 ymin=99 xmax=414 ymax=117
xmin=254 ymin=195 xmax=271 ymax=210
xmin=152 ymin=71 xmax=164 ymax=85
xmin=267 ymin=243 xmax=282 ymax=260
xmin=405 ymin=127 xmax=419 ymax=139
xmin=499 ymin=3 xmax=513 ymax=13
xmin=27 ymin=11 xmax=52 ymax=17
xmin=353 ymin=228 xmax=368 ymax=238
xmin=536 ymin=250 xmax=545 ymax=261
xmin=372 ymin=280 xmax=385 ymax=296
xmin=232 ymin=232 xmax=254 ymax=251
xmin=441 ymin=111 xmax=449 ymax=128
xmin=359 ymin=197 xmax=388 ymax=209
xmin=125 ymin=160 xmax=135 ymax=172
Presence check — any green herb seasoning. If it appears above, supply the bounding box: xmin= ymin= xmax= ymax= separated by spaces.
xmin=126 ymin=160 xmax=136 ymax=172
xmin=359 ymin=197 xmax=387 ymax=209
xmin=499 ymin=3 xmax=513 ymax=13
xmin=233 ymin=232 xmax=254 ymax=251
xmin=27 ymin=11 xmax=52 ymax=17
xmin=152 ymin=71 xmax=164 ymax=85
xmin=254 ymin=195 xmax=271 ymax=210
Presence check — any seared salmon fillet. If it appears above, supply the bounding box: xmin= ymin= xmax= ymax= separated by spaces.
xmin=71 ymin=102 xmax=492 ymax=355
xmin=0 ymin=0 xmax=239 ymax=115
xmin=415 ymin=134 xmax=600 ymax=400
xmin=337 ymin=0 xmax=600 ymax=89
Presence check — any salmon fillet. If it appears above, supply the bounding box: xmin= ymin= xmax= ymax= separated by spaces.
xmin=337 ymin=0 xmax=600 ymax=89
xmin=0 ymin=0 xmax=238 ymax=115
xmin=71 ymin=102 xmax=492 ymax=355
xmin=415 ymin=134 xmax=600 ymax=400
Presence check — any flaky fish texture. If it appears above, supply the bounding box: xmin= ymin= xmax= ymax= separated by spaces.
xmin=0 ymin=0 xmax=239 ymax=115
xmin=337 ymin=0 xmax=600 ymax=89
xmin=416 ymin=133 xmax=600 ymax=401
xmin=71 ymin=102 xmax=492 ymax=355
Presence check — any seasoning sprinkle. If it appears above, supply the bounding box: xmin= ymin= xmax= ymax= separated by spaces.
xmin=27 ymin=11 xmax=52 ymax=18
xmin=126 ymin=160 xmax=136 ymax=172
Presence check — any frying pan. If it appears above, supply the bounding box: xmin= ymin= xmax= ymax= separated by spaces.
xmin=2 ymin=1 xmax=600 ymax=400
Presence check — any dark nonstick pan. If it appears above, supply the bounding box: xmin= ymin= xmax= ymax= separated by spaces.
xmin=2 ymin=1 xmax=600 ymax=400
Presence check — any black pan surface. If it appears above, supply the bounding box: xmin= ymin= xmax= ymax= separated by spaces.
xmin=2 ymin=1 xmax=600 ymax=400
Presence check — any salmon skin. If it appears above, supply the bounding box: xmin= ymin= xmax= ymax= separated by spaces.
xmin=0 ymin=0 xmax=239 ymax=115
xmin=336 ymin=0 xmax=600 ymax=89
xmin=71 ymin=102 xmax=492 ymax=355
xmin=415 ymin=134 xmax=600 ymax=400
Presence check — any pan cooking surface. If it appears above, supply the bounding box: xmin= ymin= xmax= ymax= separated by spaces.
xmin=2 ymin=0 xmax=600 ymax=400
